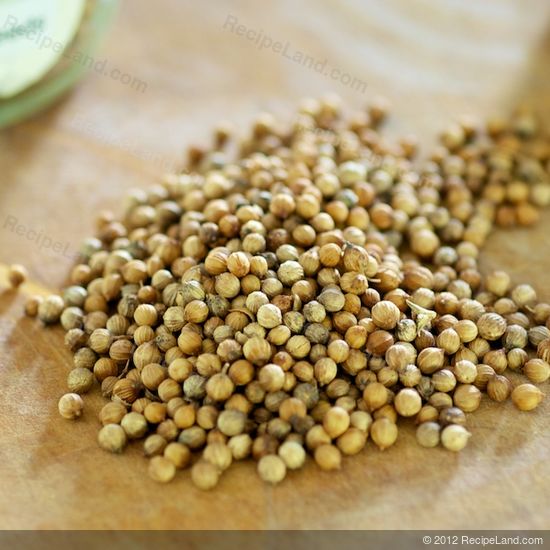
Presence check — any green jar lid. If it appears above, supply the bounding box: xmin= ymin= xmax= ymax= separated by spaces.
xmin=0 ymin=0 xmax=118 ymax=129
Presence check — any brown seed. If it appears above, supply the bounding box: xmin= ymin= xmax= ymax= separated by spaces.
xmin=314 ymin=444 xmax=342 ymax=470
xmin=148 ymin=456 xmax=176 ymax=483
xmin=432 ymin=369 xmax=456 ymax=393
xmin=98 ymin=424 xmax=127 ymax=453
xmin=184 ymin=300 xmax=209 ymax=323
xmin=417 ymin=347 xmax=445 ymax=374
xmin=511 ymin=384 xmax=544 ymax=411
xmin=394 ymin=389 xmax=422 ymax=417
xmin=524 ymin=358 xmax=550 ymax=384
xmin=416 ymin=405 xmax=439 ymax=425
xmin=67 ymin=368 xmax=94 ymax=394
xmin=487 ymin=375 xmax=512 ymax=402
xmin=362 ymin=382 xmax=388 ymax=412
xmin=477 ymin=313 xmax=507 ymax=341
xmin=441 ymin=424 xmax=471 ymax=452
xmin=366 ymin=330 xmax=394 ymax=355
xmin=7 ymin=264 xmax=28 ymax=288
xmin=203 ymin=442 xmax=233 ymax=471
xmin=228 ymin=434 xmax=253 ymax=460
xmin=416 ymin=422 xmax=440 ymax=448
xmin=371 ymin=300 xmax=401 ymax=330
xmin=24 ymin=295 xmax=42 ymax=317
xmin=99 ymin=402 xmax=127 ymax=425
xmin=217 ymin=409 xmax=246 ymax=436
xmin=279 ymin=397 xmax=307 ymax=422
xmin=537 ymin=339 xmax=550 ymax=363
xmin=206 ymin=373 xmax=235 ymax=401
xmin=453 ymin=360 xmax=477 ymax=384
xmin=226 ymin=252 xmax=250 ymax=277
xmin=336 ymin=428 xmax=367 ymax=455
xmin=191 ymin=460 xmax=220 ymax=491
xmin=453 ymin=384 xmax=482 ymax=412
xmin=134 ymin=304 xmax=158 ymax=326
xmin=258 ymin=363 xmax=285 ymax=392
xmin=322 ymin=406 xmax=350 ymax=438
xmin=257 ymin=455 xmax=287 ymax=484
xmin=144 ymin=434 xmax=168 ymax=457
xmin=38 ymin=295 xmax=65 ymax=324
xmin=439 ymin=407 xmax=466 ymax=427
xmin=164 ymin=442 xmax=191 ymax=469
xmin=370 ymin=418 xmax=398 ymax=450
xmin=243 ymin=337 xmax=272 ymax=365
xmin=112 ymin=378 xmax=140 ymax=404
xmin=141 ymin=363 xmax=167 ymax=390
xmin=58 ymin=393 xmax=84 ymax=420
xmin=121 ymin=412 xmax=148 ymax=439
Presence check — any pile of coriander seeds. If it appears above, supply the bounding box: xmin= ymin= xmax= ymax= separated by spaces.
xmin=29 ymin=96 xmax=550 ymax=489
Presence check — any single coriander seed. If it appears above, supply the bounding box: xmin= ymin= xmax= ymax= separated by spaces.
xmin=416 ymin=421 xmax=440 ymax=448
xmin=441 ymin=424 xmax=471 ymax=452
xmin=191 ymin=460 xmax=221 ymax=491
xmin=8 ymin=264 xmax=27 ymax=288
xmin=314 ymin=444 xmax=342 ymax=470
xmin=370 ymin=418 xmax=398 ymax=450
xmin=148 ymin=455 xmax=176 ymax=483
xmin=98 ymin=424 xmax=127 ymax=453
xmin=511 ymin=384 xmax=544 ymax=411
xmin=58 ymin=393 xmax=84 ymax=420
xmin=278 ymin=441 xmax=306 ymax=470
xmin=257 ymin=454 xmax=287 ymax=484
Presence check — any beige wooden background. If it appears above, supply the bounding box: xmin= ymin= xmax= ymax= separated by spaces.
xmin=0 ymin=0 xmax=549 ymax=530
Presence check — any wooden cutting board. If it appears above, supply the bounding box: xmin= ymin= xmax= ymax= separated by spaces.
xmin=1 ymin=0 xmax=549 ymax=530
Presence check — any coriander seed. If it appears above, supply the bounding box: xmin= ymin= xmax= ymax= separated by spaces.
xmin=8 ymin=264 xmax=28 ymax=288
xmin=164 ymin=442 xmax=191 ymax=469
xmin=144 ymin=434 xmax=168 ymax=457
xmin=191 ymin=461 xmax=221 ymax=491
xmin=441 ymin=424 xmax=471 ymax=452
xmin=336 ymin=428 xmax=367 ymax=455
xmin=416 ymin=422 xmax=440 ymax=448
xmin=257 ymin=454 xmax=287 ymax=484
xmin=228 ymin=434 xmax=253 ymax=460
xmin=24 ymin=295 xmax=42 ymax=317
xmin=148 ymin=455 xmax=176 ymax=483
xmin=257 ymin=303 xmax=282 ymax=329
xmin=487 ymin=375 xmax=512 ymax=402
xmin=314 ymin=444 xmax=341 ymax=470
xmin=38 ymin=295 xmax=65 ymax=324
xmin=394 ymin=388 xmax=422 ymax=417
xmin=217 ymin=409 xmax=246 ymax=436
xmin=362 ymin=382 xmax=388 ymax=412
xmin=121 ymin=412 xmax=148 ymax=439
xmin=203 ymin=442 xmax=233 ymax=471
xmin=511 ymin=384 xmax=544 ymax=411
xmin=371 ymin=300 xmax=401 ymax=330
xmin=524 ymin=358 xmax=550 ymax=384
xmin=278 ymin=440 xmax=306 ymax=469
xmin=322 ymin=406 xmax=350 ymax=438
xmin=439 ymin=407 xmax=466 ymax=427
xmin=67 ymin=368 xmax=94 ymax=394
xmin=453 ymin=384 xmax=482 ymax=412
xmin=98 ymin=424 xmax=127 ymax=453
xmin=58 ymin=393 xmax=84 ymax=420
xmin=370 ymin=418 xmax=398 ymax=450
xmin=99 ymin=402 xmax=127 ymax=425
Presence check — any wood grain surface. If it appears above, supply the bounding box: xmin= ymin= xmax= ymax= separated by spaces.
xmin=1 ymin=0 xmax=550 ymax=531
